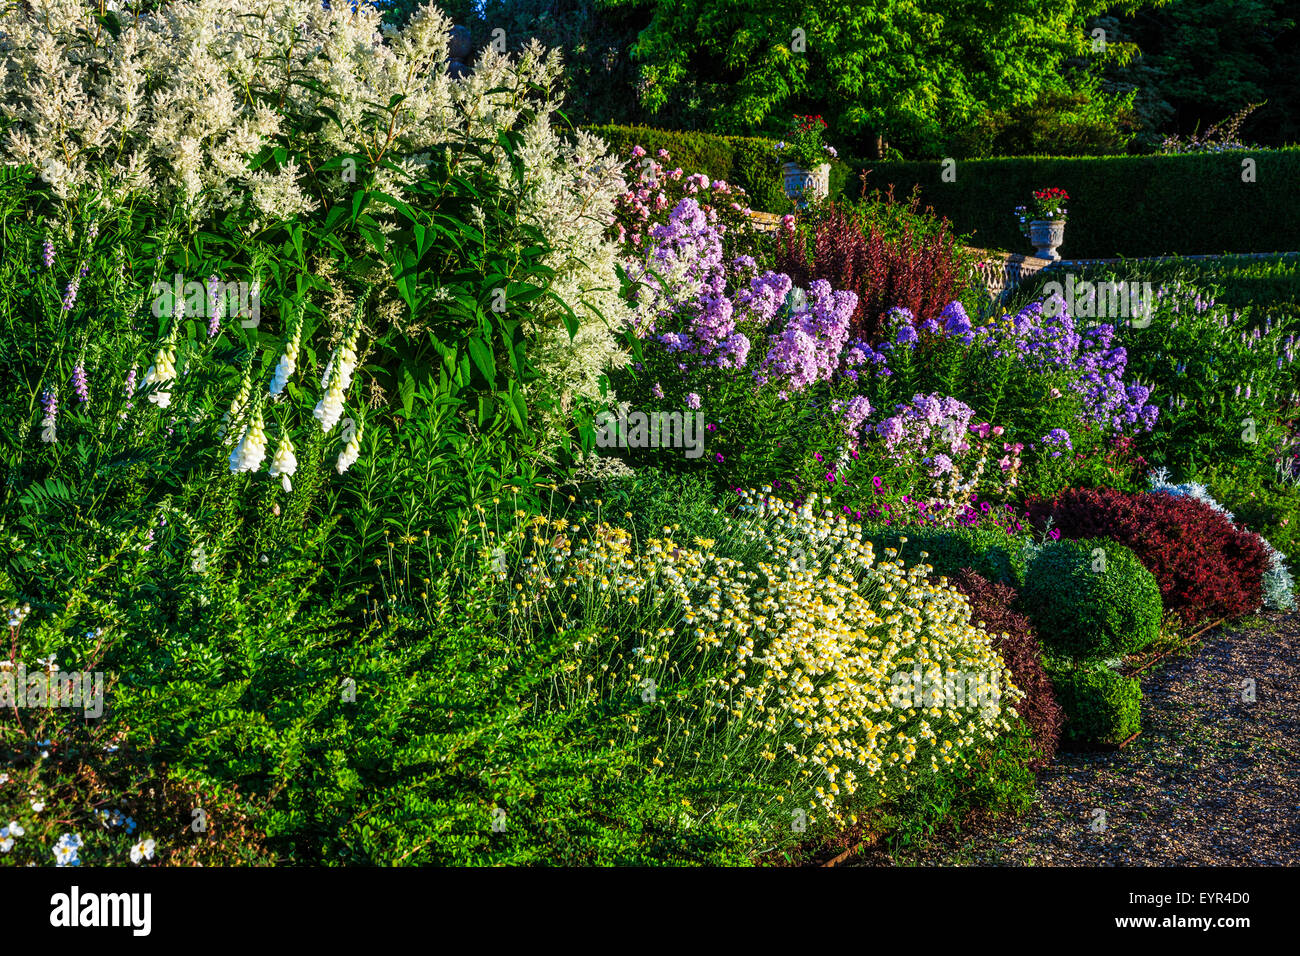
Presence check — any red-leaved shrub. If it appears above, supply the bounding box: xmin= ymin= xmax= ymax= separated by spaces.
xmin=775 ymin=189 xmax=969 ymax=344
xmin=952 ymin=569 xmax=1062 ymax=769
xmin=1026 ymin=487 xmax=1270 ymax=624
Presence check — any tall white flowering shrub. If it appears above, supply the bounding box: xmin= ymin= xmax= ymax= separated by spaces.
xmin=1 ymin=0 xmax=629 ymax=420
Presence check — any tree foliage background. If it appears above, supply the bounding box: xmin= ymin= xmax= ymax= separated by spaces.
xmin=383 ymin=0 xmax=1299 ymax=157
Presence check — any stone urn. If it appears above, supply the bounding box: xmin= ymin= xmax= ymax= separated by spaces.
xmin=1028 ymin=219 xmax=1066 ymax=261
xmin=782 ymin=162 xmax=830 ymax=207
xmin=448 ymin=25 xmax=472 ymax=78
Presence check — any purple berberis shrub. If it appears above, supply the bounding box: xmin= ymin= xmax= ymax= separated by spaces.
xmin=755 ymin=279 xmax=858 ymax=394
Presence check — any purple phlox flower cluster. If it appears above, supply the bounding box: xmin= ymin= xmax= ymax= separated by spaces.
xmin=628 ymin=197 xmax=726 ymax=340
xmin=630 ymin=198 xmax=761 ymax=369
xmin=1041 ymin=428 xmax=1072 ymax=458
xmin=715 ymin=332 xmax=751 ymax=369
xmin=734 ymin=270 xmax=794 ymax=328
xmin=830 ymin=394 xmax=874 ymax=446
xmin=839 ymin=339 xmax=891 ymax=383
xmin=925 ymin=453 xmax=955 ymax=477
xmin=875 ymin=392 xmax=974 ymax=461
xmin=968 ymin=298 xmax=1159 ymax=435
xmin=939 ymin=300 xmax=974 ymax=343
xmin=879 ymin=306 xmax=916 ymax=350
xmin=756 ymin=279 xmax=857 ymax=392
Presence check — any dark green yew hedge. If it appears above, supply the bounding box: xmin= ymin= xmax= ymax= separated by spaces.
xmin=857 ymin=149 xmax=1300 ymax=258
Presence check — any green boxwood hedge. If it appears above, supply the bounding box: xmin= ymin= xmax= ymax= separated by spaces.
xmin=1021 ymin=538 xmax=1162 ymax=660
xmin=1051 ymin=662 xmax=1142 ymax=747
xmin=867 ymin=526 xmax=1032 ymax=589
xmin=585 ymin=125 xmax=1300 ymax=258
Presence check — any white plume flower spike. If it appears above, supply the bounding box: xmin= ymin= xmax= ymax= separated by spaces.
xmin=2 ymin=0 xmax=631 ymax=449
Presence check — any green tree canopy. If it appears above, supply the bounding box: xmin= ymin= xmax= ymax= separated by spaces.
xmin=601 ymin=0 xmax=1154 ymax=155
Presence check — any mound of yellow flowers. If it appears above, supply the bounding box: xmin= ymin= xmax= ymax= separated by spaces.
xmin=488 ymin=489 xmax=1022 ymax=830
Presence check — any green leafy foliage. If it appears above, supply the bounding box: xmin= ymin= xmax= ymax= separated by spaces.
xmin=600 ymin=0 xmax=1149 ymax=158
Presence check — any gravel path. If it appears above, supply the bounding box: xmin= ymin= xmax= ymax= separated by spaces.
xmin=856 ymin=611 xmax=1300 ymax=865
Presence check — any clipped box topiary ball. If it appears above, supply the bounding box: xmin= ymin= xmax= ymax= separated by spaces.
xmin=1021 ymin=537 xmax=1162 ymax=660
xmin=1051 ymin=661 xmax=1142 ymax=747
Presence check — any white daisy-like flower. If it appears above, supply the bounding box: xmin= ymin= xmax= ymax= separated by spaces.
xmin=53 ymin=841 xmax=80 ymax=866
xmin=130 ymin=838 xmax=156 ymax=864
xmin=30 ymin=800 xmax=44 ymax=814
